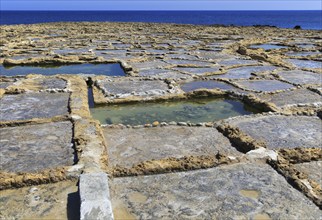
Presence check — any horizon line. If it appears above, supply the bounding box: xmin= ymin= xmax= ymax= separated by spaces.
xmin=1 ymin=9 xmax=321 ymax=11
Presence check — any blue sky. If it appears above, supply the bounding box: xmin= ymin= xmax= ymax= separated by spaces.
xmin=1 ymin=0 xmax=321 ymax=10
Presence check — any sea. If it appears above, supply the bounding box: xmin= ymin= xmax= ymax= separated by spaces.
xmin=0 ymin=10 xmax=321 ymax=30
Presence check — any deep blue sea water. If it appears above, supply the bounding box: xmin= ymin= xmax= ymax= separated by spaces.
xmin=0 ymin=11 xmax=321 ymax=30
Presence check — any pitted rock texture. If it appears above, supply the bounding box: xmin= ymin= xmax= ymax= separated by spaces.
xmin=0 ymin=181 xmax=79 ymax=220
xmin=38 ymin=77 xmax=67 ymax=90
xmin=0 ymin=82 xmax=12 ymax=89
xmin=277 ymin=70 xmax=322 ymax=86
xmin=217 ymin=58 xmax=259 ymax=67
xmin=214 ymin=65 xmax=278 ymax=80
xmin=110 ymin=163 xmax=322 ymax=219
xmin=0 ymin=121 xmax=74 ymax=173
xmin=130 ymin=60 xmax=169 ymax=71
xmin=234 ymin=80 xmax=294 ymax=92
xmin=98 ymin=78 xmax=168 ymax=96
xmin=164 ymin=59 xmax=216 ymax=67
xmin=256 ymin=88 xmax=322 ymax=108
xmin=138 ymin=69 xmax=187 ymax=78
xmin=95 ymin=77 xmax=177 ymax=103
xmin=0 ymin=92 xmax=69 ymax=121
xmin=103 ymin=126 xmax=242 ymax=168
xmin=6 ymin=75 xmax=67 ymax=91
xmin=173 ymin=67 xmax=221 ymax=75
xmin=0 ymin=77 xmax=17 ymax=89
xmin=226 ymin=115 xmax=322 ymax=149
xmin=294 ymin=161 xmax=322 ymax=186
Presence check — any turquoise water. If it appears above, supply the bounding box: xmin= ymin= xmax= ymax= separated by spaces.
xmin=90 ymin=98 xmax=260 ymax=125
xmin=0 ymin=63 xmax=126 ymax=76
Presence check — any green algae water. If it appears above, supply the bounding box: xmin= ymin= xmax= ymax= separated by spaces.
xmin=0 ymin=63 xmax=126 ymax=76
xmin=90 ymin=98 xmax=260 ymax=125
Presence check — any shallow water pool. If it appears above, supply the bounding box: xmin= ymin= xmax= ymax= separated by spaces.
xmin=180 ymin=80 xmax=236 ymax=92
xmin=285 ymin=51 xmax=320 ymax=57
xmin=249 ymin=44 xmax=288 ymax=50
xmin=287 ymin=59 xmax=322 ymax=69
xmin=90 ymin=97 xmax=260 ymax=125
xmin=0 ymin=63 xmax=126 ymax=76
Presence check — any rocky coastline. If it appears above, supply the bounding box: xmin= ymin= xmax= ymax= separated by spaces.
xmin=0 ymin=22 xmax=321 ymax=219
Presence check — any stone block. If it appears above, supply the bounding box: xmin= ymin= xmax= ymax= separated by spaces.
xmin=79 ymin=173 xmax=114 ymax=220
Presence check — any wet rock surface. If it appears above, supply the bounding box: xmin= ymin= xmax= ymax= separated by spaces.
xmin=137 ymin=68 xmax=187 ymax=78
xmin=110 ymin=163 xmax=321 ymax=219
xmin=287 ymin=59 xmax=322 ymax=69
xmin=5 ymin=75 xmax=68 ymax=91
xmin=276 ymin=70 xmax=322 ymax=86
xmin=38 ymin=77 xmax=67 ymax=90
xmin=214 ymin=65 xmax=278 ymax=80
xmin=94 ymin=77 xmax=177 ymax=103
xmin=225 ymin=115 xmax=322 ymax=149
xmin=0 ymin=121 xmax=74 ymax=173
xmin=98 ymin=78 xmax=169 ymax=96
xmin=0 ymin=92 xmax=69 ymax=121
xmin=103 ymin=126 xmax=242 ymax=168
xmin=234 ymin=79 xmax=294 ymax=92
xmin=256 ymin=88 xmax=322 ymax=109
